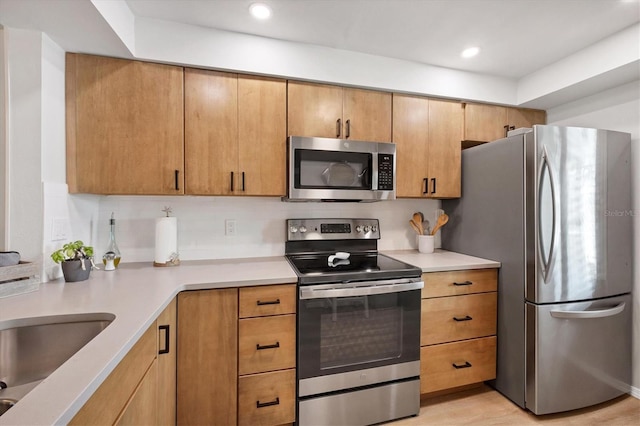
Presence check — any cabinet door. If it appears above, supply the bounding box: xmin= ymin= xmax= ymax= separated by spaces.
xmin=66 ymin=53 xmax=184 ymax=195
xmin=157 ymin=298 xmax=176 ymax=426
xmin=343 ymin=88 xmax=392 ymax=142
xmin=287 ymin=81 xmax=344 ymax=138
xmin=392 ymin=94 xmax=429 ymax=197
xmin=508 ymin=107 xmax=546 ymax=129
xmin=115 ymin=359 xmax=158 ymax=426
xmin=177 ymin=289 xmax=238 ymax=425
xmin=184 ymin=69 xmax=238 ymax=195
xmin=427 ymin=99 xmax=462 ymax=198
xmin=238 ymin=76 xmax=287 ymax=196
xmin=463 ymin=103 xmax=508 ymax=142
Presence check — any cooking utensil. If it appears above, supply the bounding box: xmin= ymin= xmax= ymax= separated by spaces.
xmin=412 ymin=213 xmax=424 ymax=234
xmin=409 ymin=220 xmax=422 ymax=235
xmin=431 ymin=213 xmax=449 ymax=236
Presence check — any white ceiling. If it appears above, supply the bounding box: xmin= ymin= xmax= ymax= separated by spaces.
xmin=125 ymin=0 xmax=640 ymax=79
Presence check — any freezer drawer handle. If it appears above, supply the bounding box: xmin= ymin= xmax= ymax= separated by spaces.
xmin=453 ymin=315 xmax=473 ymax=322
xmin=550 ymin=302 xmax=625 ymax=319
xmin=452 ymin=361 xmax=472 ymax=369
xmin=257 ymin=397 xmax=280 ymax=408
xmin=453 ymin=280 xmax=473 ymax=286
xmin=256 ymin=342 xmax=280 ymax=350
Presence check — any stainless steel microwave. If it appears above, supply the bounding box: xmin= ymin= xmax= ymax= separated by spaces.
xmin=285 ymin=136 xmax=396 ymax=202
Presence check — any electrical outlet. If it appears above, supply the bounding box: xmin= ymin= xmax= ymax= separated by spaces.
xmin=225 ymin=219 xmax=237 ymax=236
xmin=51 ymin=217 xmax=68 ymax=241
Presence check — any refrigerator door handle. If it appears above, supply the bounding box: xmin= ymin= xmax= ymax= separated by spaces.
xmin=537 ymin=145 xmax=558 ymax=283
xmin=550 ymin=302 xmax=625 ymax=319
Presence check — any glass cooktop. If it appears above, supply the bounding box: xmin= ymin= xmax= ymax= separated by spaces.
xmin=286 ymin=252 xmax=421 ymax=285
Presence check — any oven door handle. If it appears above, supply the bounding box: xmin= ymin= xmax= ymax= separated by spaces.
xmin=299 ymin=280 xmax=424 ymax=299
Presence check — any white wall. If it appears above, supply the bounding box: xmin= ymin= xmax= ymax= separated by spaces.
xmin=547 ymin=79 xmax=640 ymax=396
xmin=0 ymin=28 xmax=6 ymax=248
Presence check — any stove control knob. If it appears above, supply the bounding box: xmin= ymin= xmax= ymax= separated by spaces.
xmin=290 ymin=226 xmax=298 ymax=233
xmin=299 ymin=226 xmax=307 ymax=233
xmin=355 ymin=225 xmax=362 ymax=233
xmin=364 ymin=225 xmax=371 ymax=233
xmin=372 ymin=225 xmax=378 ymax=232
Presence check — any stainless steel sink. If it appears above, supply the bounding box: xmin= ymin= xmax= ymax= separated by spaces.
xmin=0 ymin=313 xmax=115 ymax=415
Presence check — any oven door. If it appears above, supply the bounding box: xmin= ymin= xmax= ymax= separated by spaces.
xmin=297 ymin=278 xmax=423 ymax=396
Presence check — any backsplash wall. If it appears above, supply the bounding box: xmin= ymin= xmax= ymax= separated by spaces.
xmin=92 ymin=196 xmax=441 ymax=263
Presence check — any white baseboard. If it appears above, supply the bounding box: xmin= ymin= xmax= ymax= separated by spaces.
xmin=631 ymin=385 xmax=640 ymax=399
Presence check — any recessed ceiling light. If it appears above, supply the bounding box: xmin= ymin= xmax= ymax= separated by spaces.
xmin=461 ymin=47 xmax=480 ymax=58
xmin=250 ymin=3 xmax=272 ymax=20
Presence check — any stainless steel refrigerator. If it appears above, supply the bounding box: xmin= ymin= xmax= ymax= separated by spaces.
xmin=442 ymin=125 xmax=632 ymax=415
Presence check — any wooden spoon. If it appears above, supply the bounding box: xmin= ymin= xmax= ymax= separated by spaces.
xmin=412 ymin=213 xmax=424 ymax=234
xmin=431 ymin=213 xmax=449 ymax=236
xmin=409 ymin=220 xmax=422 ymax=235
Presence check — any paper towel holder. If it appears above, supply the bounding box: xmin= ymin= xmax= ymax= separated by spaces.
xmin=154 ymin=207 xmax=180 ymax=267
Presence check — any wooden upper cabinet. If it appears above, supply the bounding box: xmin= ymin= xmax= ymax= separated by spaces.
xmin=428 ymin=99 xmax=462 ymax=198
xmin=463 ymin=102 xmax=546 ymax=144
xmin=392 ymin=95 xmax=461 ymax=199
xmin=392 ymin=94 xmax=429 ymax=198
xmin=185 ymin=69 xmax=286 ymax=196
xmin=288 ymin=81 xmax=392 ymax=142
xmin=66 ymin=53 xmax=184 ymax=195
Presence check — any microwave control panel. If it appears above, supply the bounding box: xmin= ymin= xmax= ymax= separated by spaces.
xmin=377 ymin=154 xmax=394 ymax=190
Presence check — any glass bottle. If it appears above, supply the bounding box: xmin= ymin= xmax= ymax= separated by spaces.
xmin=103 ymin=212 xmax=121 ymax=270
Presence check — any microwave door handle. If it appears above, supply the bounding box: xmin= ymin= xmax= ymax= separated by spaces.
xmin=299 ymin=280 xmax=424 ymax=299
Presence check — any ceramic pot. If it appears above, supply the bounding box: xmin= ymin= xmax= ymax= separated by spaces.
xmin=61 ymin=259 xmax=92 ymax=282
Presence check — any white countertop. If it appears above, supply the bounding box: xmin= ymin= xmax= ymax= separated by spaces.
xmin=0 ymin=250 xmax=498 ymax=425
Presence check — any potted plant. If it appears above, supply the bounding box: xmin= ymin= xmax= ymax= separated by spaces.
xmin=51 ymin=240 xmax=95 ymax=282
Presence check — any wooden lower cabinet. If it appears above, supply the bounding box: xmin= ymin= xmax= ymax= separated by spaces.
xmin=157 ymin=298 xmax=177 ymax=426
xmin=177 ymin=284 xmax=296 ymax=426
xmin=420 ymin=336 xmax=497 ymax=394
xmin=420 ymin=269 xmax=498 ymax=397
xmin=115 ymin=359 xmax=158 ymax=425
xmin=238 ymin=369 xmax=296 ymax=426
xmin=177 ymin=289 xmax=238 ymax=425
xmin=70 ymin=324 xmax=157 ymax=425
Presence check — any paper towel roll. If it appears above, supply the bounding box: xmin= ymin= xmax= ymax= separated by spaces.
xmin=155 ymin=217 xmax=177 ymax=265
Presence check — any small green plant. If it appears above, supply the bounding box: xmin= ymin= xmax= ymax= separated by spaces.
xmin=51 ymin=240 xmax=94 ymax=264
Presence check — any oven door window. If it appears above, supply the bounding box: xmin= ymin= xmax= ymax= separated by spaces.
xmin=298 ymin=289 xmax=420 ymax=379
xmin=294 ymin=149 xmax=372 ymax=189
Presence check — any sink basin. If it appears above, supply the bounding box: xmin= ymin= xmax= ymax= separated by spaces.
xmin=0 ymin=313 xmax=115 ymax=415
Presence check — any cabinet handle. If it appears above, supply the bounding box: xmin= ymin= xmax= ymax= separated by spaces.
xmin=345 ymin=119 xmax=351 ymax=138
xmin=452 ymin=361 xmax=472 ymax=369
xmin=241 ymin=171 xmax=245 ymax=191
xmin=504 ymin=125 xmax=516 ymax=137
xmin=453 ymin=315 xmax=473 ymax=322
xmin=230 ymin=172 xmax=234 ymax=192
xmin=256 ymin=342 xmax=280 ymax=350
xmin=453 ymin=281 xmax=473 ymax=286
xmin=256 ymin=397 xmax=280 ymax=408
xmin=422 ymin=178 xmax=428 ymax=194
xmin=257 ymin=298 xmax=280 ymax=306
xmin=159 ymin=324 xmax=170 ymax=355
xmin=174 ymin=170 xmax=180 ymax=191
xmin=431 ymin=178 xmax=436 ymax=194
xmin=336 ymin=119 xmax=341 ymax=138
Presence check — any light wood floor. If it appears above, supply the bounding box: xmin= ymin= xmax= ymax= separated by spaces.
xmin=391 ymin=386 xmax=640 ymax=425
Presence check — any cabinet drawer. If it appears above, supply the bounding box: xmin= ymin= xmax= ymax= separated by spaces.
xmin=420 ymin=336 xmax=496 ymax=394
xmin=239 ymin=284 xmax=297 ymax=318
xmin=421 ymin=292 xmax=496 ymax=345
xmin=239 ymin=314 xmax=296 ymax=375
xmin=238 ymin=369 xmax=296 ymax=426
xmin=422 ymin=269 xmax=497 ymax=299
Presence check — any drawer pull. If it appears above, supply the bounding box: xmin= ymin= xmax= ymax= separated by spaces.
xmin=453 ymin=361 xmax=472 ymax=369
xmin=256 ymin=342 xmax=280 ymax=350
xmin=256 ymin=397 xmax=280 ymax=408
xmin=256 ymin=298 xmax=281 ymax=306
xmin=453 ymin=280 xmax=473 ymax=286
xmin=453 ymin=315 xmax=473 ymax=322
xmin=158 ymin=324 xmax=170 ymax=355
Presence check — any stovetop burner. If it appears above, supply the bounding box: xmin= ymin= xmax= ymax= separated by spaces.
xmin=285 ymin=218 xmax=421 ymax=285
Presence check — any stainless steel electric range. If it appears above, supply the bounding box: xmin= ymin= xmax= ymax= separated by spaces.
xmin=285 ymin=218 xmax=423 ymax=426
